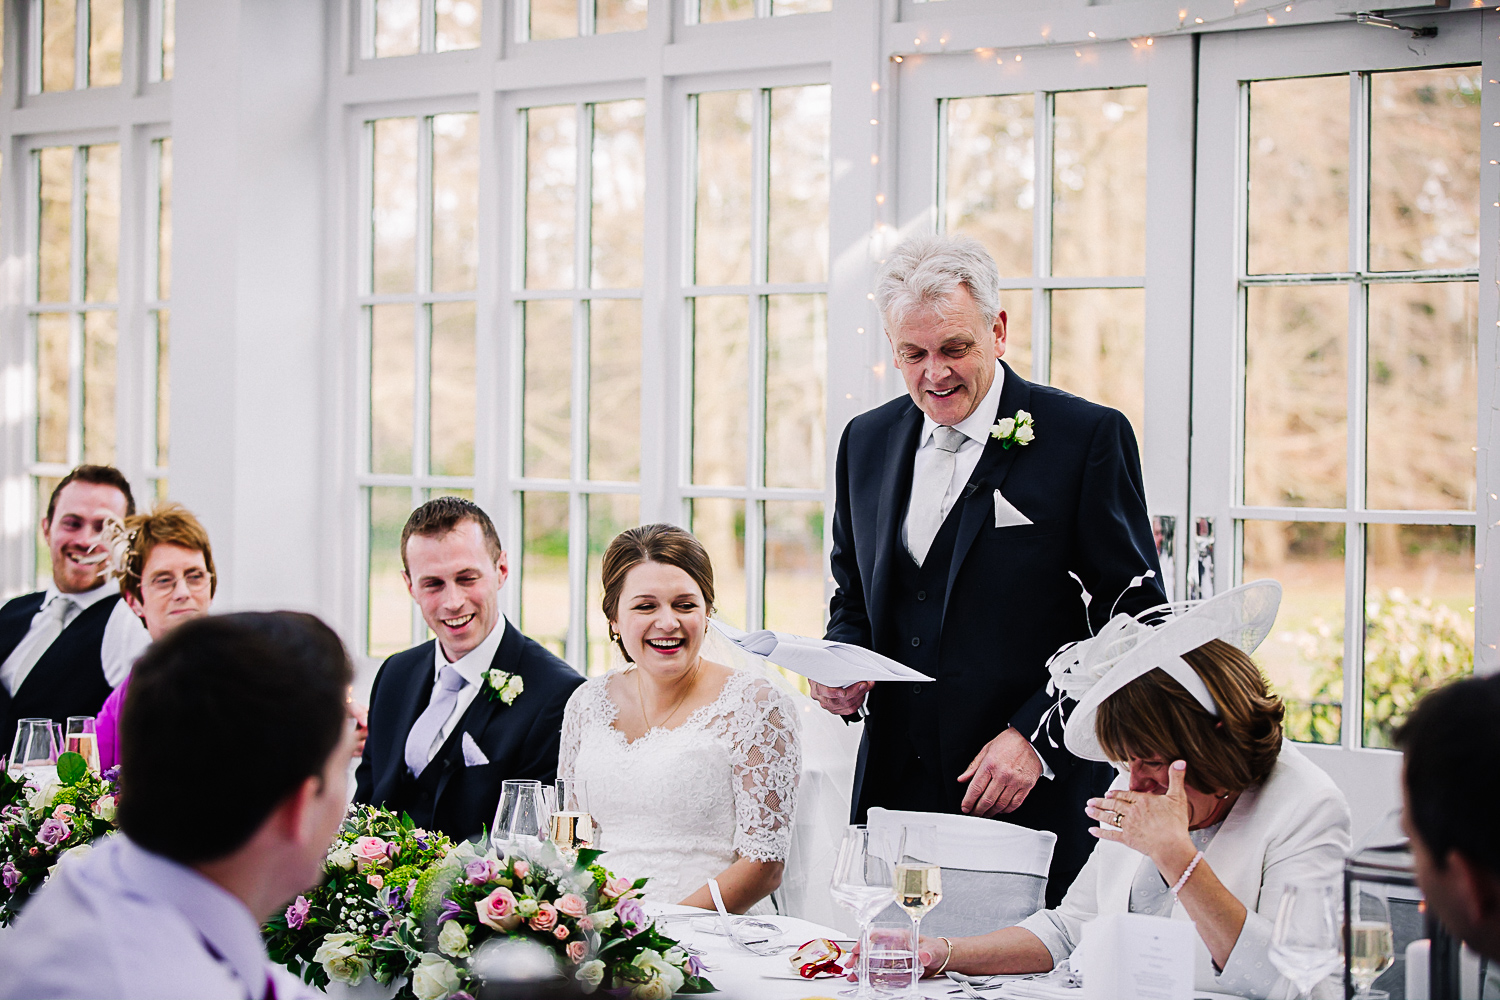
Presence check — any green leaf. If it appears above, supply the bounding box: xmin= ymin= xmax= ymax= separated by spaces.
xmin=575 ymin=848 xmax=604 ymax=870
xmin=55 ymin=752 xmax=87 ymax=785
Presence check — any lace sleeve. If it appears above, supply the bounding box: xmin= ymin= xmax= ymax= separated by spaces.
xmin=722 ymin=676 xmax=802 ymax=864
xmin=558 ymin=681 xmax=593 ymax=780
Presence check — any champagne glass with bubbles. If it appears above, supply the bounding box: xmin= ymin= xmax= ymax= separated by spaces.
xmin=549 ymin=778 xmax=594 ymax=865
xmin=893 ymin=824 xmax=942 ymax=997
xmin=65 ymin=717 xmax=99 ymax=772
xmin=830 ymin=825 xmax=896 ymax=999
xmin=1270 ymin=884 xmax=1343 ymax=1000
xmin=1349 ymin=891 xmax=1394 ymax=998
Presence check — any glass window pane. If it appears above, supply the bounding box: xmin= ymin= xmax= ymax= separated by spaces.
xmin=82 ymin=311 xmax=116 ymax=464
xmin=691 ymin=498 xmax=746 ymax=628
xmin=768 ymin=85 xmax=830 ymax=284
xmin=773 ymin=0 xmax=830 ymax=13
xmin=372 ymin=118 xmax=418 ymax=294
xmin=368 ymin=487 xmax=416 ymax=658
xmin=944 ymin=94 xmax=1034 ymax=279
xmin=1244 ymin=284 xmax=1348 ymax=508
xmin=691 ymin=295 xmax=748 ymax=486
xmin=1049 ymin=287 xmax=1145 ymax=454
xmin=586 ymin=493 xmax=640 ymax=675
xmin=524 ymin=300 xmax=573 ymax=479
xmin=374 ymin=0 xmax=420 ymax=56
xmin=1000 ymin=290 xmax=1032 ymax=381
xmin=154 ymin=310 xmax=169 ymax=466
xmin=695 ymin=91 xmax=754 ymax=286
xmin=85 ymin=144 xmax=119 ymax=303
xmin=765 ymin=294 xmax=825 ymax=489
xmin=36 ymin=314 xmax=70 ymax=464
xmin=589 ymin=299 xmax=641 ymax=482
xmin=88 ymin=0 xmax=122 ymax=87
xmin=156 ymin=138 xmax=172 ymax=301
xmin=529 ymin=0 xmax=577 ymax=40
xmin=1370 ymin=68 xmax=1481 ymax=272
xmin=1243 ymin=520 xmax=1345 ymax=744
xmin=698 ymin=0 xmax=752 ymax=22
xmin=161 ymin=0 xmax=174 ymax=79
xmin=435 ymin=0 xmax=482 ymax=50
xmin=42 ymin=0 xmax=75 ymax=92
xmin=526 ymin=106 xmax=577 ymax=290
xmin=591 ymin=100 xmax=646 ymax=289
xmin=39 ymin=147 xmax=73 ymax=303
xmin=154 ymin=478 xmax=168 ymax=501
xmin=35 ymin=477 xmax=62 ymax=584
xmin=1363 ymin=524 xmax=1474 ymax=748
xmin=1367 ymin=282 xmax=1476 ymax=511
xmin=522 ymin=492 xmax=570 ymax=657
xmin=430 ymin=301 xmax=475 ymax=477
xmin=765 ymin=500 xmax=824 ymax=637
xmin=1248 ymin=76 xmax=1349 ymax=276
xmin=1051 ymin=87 xmax=1147 ymax=278
xmin=432 ymin=113 xmax=479 ymax=294
xmin=596 ymin=0 xmax=647 ymax=33
xmin=370 ymin=304 xmax=415 ymax=475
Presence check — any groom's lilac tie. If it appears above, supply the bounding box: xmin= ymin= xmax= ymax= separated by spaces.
xmin=405 ymin=664 xmax=467 ymax=778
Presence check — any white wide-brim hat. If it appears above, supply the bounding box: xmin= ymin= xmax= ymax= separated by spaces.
xmin=1053 ymin=580 xmax=1282 ymax=762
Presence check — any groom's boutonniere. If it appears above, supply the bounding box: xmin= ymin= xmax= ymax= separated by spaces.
xmin=990 ymin=409 xmax=1036 ymax=450
xmin=483 ymin=668 xmax=525 ymax=705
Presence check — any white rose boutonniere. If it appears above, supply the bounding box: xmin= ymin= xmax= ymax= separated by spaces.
xmin=484 ymin=668 xmax=525 ymax=706
xmin=990 ymin=409 xmax=1035 ymax=450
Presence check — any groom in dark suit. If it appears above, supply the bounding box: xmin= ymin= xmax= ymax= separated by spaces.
xmin=355 ymin=497 xmax=583 ymax=842
xmin=812 ymin=234 xmax=1165 ymax=904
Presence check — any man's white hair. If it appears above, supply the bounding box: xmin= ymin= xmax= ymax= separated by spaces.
xmin=874 ymin=233 xmax=1002 ymax=333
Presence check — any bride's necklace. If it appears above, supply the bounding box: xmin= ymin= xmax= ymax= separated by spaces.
xmin=636 ymin=659 xmax=702 ymax=730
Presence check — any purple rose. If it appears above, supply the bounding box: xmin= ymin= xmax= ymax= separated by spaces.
xmin=438 ymin=898 xmax=463 ymax=924
xmin=384 ymin=841 xmax=401 ymax=861
xmin=1 ymin=861 xmax=19 ymax=892
xmin=465 ymin=858 xmax=500 ymax=886
xmin=614 ymin=898 xmax=647 ymax=937
xmin=35 ymin=816 xmax=70 ymax=849
xmin=285 ymin=895 xmax=310 ymax=930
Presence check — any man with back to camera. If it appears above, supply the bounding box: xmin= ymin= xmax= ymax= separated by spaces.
xmin=355 ymin=496 xmax=584 ymax=842
xmin=0 ymin=611 xmax=358 ymax=999
xmin=0 ymin=465 xmax=151 ymax=753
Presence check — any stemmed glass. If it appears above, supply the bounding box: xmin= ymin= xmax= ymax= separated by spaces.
xmin=1270 ymin=884 xmax=1343 ymax=1000
xmin=549 ymin=778 xmax=594 ymax=865
xmin=8 ymin=718 xmax=60 ymax=785
xmin=1349 ymin=891 xmax=1395 ymax=998
xmin=893 ymin=824 xmax=942 ymax=998
xmin=492 ymin=779 xmax=551 ymax=858
xmin=65 ymin=717 xmax=99 ymax=772
xmin=830 ymin=825 xmax=897 ymax=999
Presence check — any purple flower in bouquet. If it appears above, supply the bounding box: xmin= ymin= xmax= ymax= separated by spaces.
xmin=380 ymin=885 xmax=405 ymax=912
xmin=0 ymin=805 xmax=23 ymax=828
xmin=413 ymin=831 xmax=431 ymax=850
xmin=285 ymin=895 xmax=310 ymax=930
xmin=2 ymin=861 xmax=19 ymax=892
xmin=35 ymin=816 xmax=70 ymax=849
xmin=465 ymin=858 xmax=501 ymax=886
xmin=687 ymin=954 xmax=706 ymax=978
xmin=451 ymin=993 xmax=474 ymax=1000
xmin=101 ymin=765 xmax=121 ymax=786
xmin=406 ymin=878 xmax=419 ymax=904
xmin=438 ymin=898 xmax=464 ymax=924
xmin=384 ymin=841 xmax=401 ymax=861
xmin=614 ymin=898 xmax=647 ymax=937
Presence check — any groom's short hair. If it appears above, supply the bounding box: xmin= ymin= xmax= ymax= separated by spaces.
xmin=400 ymin=495 xmax=505 ymax=572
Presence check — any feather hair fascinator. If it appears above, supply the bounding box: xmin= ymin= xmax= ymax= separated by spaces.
xmin=1045 ymin=580 xmax=1282 ymax=762
xmin=99 ymin=514 xmax=138 ymax=580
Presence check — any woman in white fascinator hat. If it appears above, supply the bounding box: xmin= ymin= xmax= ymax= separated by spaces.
xmin=909 ymin=581 xmax=1352 ymax=999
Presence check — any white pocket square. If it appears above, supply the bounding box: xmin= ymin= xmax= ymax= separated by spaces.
xmin=461 ymin=732 xmax=489 ymax=767
xmin=993 ymin=489 xmax=1034 ymax=528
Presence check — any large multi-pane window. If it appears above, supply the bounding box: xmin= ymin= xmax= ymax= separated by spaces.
xmin=367 ymin=0 xmax=481 ymax=57
xmin=941 ymin=86 xmax=1148 ymax=453
xmin=362 ymin=112 xmax=480 ymax=657
xmin=525 ymin=0 xmax=645 ymax=39
xmin=691 ymin=0 xmax=829 ymax=25
xmin=1236 ymin=69 xmax=1480 ymax=748
xmin=687 ymin=85 xmax=829 ymax=642
xmin=514 ymin=99 xmax=645 ymax=673
xmin=32 ymin=0 xmax=123 ymax=92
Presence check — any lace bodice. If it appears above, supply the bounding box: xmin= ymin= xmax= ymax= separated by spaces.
xmin=558 ymin=669 xmax=801 ymax=912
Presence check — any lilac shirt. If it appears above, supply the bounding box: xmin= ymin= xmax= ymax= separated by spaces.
xmin=0 ymin=834 xmax=310 ymax=1000
xmin=96 ymin=674 xmax=129 ymax=771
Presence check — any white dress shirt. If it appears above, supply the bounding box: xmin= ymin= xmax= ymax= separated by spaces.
xmin=421 ymin=617 xmax=507 ymax=765
xmin=0 ymin=579 xmax=151 ymax=697
xmin=900 ymin=362 xmax=1006 ymax=553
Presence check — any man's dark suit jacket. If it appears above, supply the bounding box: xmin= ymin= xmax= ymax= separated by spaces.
xmin=353 ymin=618 xmax=584 ymax=843
xmin=826 ymin=361 xmax=1165 ymax=904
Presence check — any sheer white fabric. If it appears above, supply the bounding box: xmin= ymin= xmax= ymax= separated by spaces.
xmin=558 ymin=669 xmax=801 ymax=915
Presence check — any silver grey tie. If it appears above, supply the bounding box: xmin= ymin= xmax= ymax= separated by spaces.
xmin=906 ymin=425 xmax=967 ymax=566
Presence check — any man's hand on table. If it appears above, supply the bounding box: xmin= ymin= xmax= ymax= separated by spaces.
xmin=809 ymin=680 xmax=873 ymax=717
xmin=958 ymin=726 xmax=1043 ymax=817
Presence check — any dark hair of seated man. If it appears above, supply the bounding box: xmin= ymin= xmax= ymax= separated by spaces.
xmin=117 ymin=611 xmax=353 ymax=864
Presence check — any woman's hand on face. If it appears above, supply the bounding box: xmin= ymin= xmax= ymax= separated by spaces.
xmin=1085 ymin=760 xmax=1195 ymax=864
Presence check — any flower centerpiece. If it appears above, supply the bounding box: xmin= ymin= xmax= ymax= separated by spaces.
xmin=0 ymin=751 xmax=119 ymax=926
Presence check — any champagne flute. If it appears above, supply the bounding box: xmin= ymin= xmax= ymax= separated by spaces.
xmin=1269 ymin=884 xmax=1343 ymax=1000
xmin=830 ymin=825 xmax=897 ymax=999
xmin=8 ymin=719 xmax=60 ymax=786
xmin=549 ymin=778 xmax=594 ymax=865
xmin=492 ymin=780 xmax=550 ymax=858
xmin=1349 ymin=891 xmax=1394 ymax=998
xmin=893 ymin=824 xmax=942 ymax=998
xmin=65 ymin=717 xmax=99 ymax=772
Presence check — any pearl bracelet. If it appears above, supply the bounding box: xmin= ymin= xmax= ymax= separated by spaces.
xmin=1170 ymin=851 xmax=1204 ymax=898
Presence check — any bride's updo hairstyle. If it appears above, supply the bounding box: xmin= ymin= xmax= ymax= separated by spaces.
xmin=600 ymin=523 xmax=715 ymax=663
xmin=1094 ymin=638 xmax=1285 ymax=795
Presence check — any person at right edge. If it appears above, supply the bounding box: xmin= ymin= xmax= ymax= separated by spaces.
xmin=811 ymin=233 xmax=1166 ymax=905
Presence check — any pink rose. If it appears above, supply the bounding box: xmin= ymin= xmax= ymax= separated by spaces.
xmin=476 ymin=886 xmax=521 ymax=931
xmin=556 ymin=893 xmax=587 ymax=919
xmin=566 ymin=940 xmax=588 ymax=964
xmin=578 ymin=916 xmax=594 ymax=932
xmin=52 ymin=804 xmax=76 ymax=821
xmin=353 ymin=836 xmax=389 ymax=870
xmin=366 ymin=873 xmax=384 ymax=889
xmin=511 ymin=860 xmax=530 ymax=879
xmin=602 ymin=876 xmax=634 ymax=900
xmin=528 ymin=902 xmax=558 ymax=932
xmin=553 ymin=924 xmax=570 ymax=941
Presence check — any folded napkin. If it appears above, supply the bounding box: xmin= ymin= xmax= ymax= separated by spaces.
xmin=708 ymin=620 xmax=935 ymax=688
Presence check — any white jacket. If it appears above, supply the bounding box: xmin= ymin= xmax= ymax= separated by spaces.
xmin=1017 ymin=741 xmax=1351 ymax=998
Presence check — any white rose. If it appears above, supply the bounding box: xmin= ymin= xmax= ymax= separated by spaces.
xmin=26 ymin=779 xmax=60 ymax=812
xmin=412 ymin=953 xmax=464 ymax=1000
xmin=91 ymin=795 xmax=116 ymax=823
xmin=992 ymin=417 xmax=1016 ymax=439
xmin=1014 ymin=424 xmax=1035 ymax=444
xmin=500 ymin=676 xmax=525 ymax=704
xmin=516 ymin=897 xmax=540 ymax=919
xmin=327 ymin=846 xmax=356 ymax=871
xmin=586 ymin=909 xmax=617 ymax=931
xmin=630 ymin=949 xmax=684 ymax=999
xmin=1015 ymin=410 xmax=1031 ymax=423
xmin=438 ymin=920 xmax=471 ymax=958
xmin=575 ymin=960 xmax=606 ymax=994
xmin=313 ymin=933 xmax=370 ymax=986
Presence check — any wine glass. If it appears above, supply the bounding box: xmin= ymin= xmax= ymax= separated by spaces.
xmin=830 ymin=825 xmax=897 ymax=999
xmin=8 ymin=718 xmax=60 ymax=786
xmin=492 ymin=779 xmax=550 ymax=858
xmin=65 ymin=717 xmax=99 ymax=772
xmin=549 ymin=778 xmax=594 ymax=865
xmin=1270 ymin=884 xmax=1343 ymax=1000
xmin=1349 ymin=891 xmax=1394 ymax=998
xmin=893 ymin=824 xmax=942 ymax=998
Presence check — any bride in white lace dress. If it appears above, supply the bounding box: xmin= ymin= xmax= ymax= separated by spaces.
xmin=558 ymin=524 xmax=801 ymax=915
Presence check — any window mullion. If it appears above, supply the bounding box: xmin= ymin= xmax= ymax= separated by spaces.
xmin=414 ymin=119 xmax=435 ymax=481
xmin=74 ymin=0 xmax=88 ymax=89
xmin=1032 ymin=90 xmax=1053 ymax=386
xmin=421 ymin=0 xmax=438 ymax=52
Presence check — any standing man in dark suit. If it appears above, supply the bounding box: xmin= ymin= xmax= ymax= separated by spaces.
xmin=0 ymin=466 xmax=151 ymax=753
xmin=355 ymin=497 xmax=584 ymax=842
xmin=811 ymin=235 xmax=1165 ymax=904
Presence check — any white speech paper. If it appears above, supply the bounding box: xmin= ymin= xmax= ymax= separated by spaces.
xmin=708 ymin=620 xmax=936 ymax=688
xmin=1081 ymin=912 xmax=1194 ymax=1000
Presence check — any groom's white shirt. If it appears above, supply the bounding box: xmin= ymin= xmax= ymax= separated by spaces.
xmin=900 ymin=361 xmax=1005 ymax=553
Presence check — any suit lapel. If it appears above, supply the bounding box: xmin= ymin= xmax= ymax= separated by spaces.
xmin=870 ymin=403 xmax=924 ymax=623
xmin=941 ymin=364 xmax=1033 ymax=623
xmin=377 ymin=642 xmax=439 ymax=799
xmin=430 ymin=620 xmax=517 ymax=807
